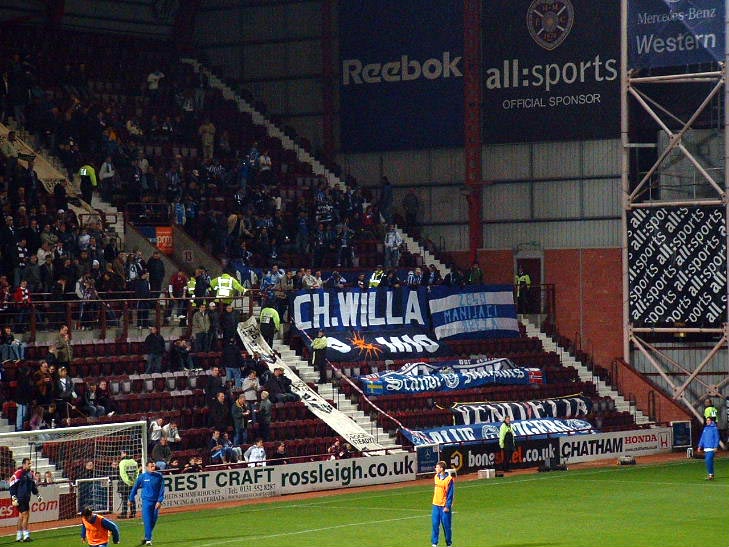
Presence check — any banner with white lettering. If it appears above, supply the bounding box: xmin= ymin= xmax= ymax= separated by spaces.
xmin=293 ymin=288 xmax=431 ymax=332
xmin=237 ymin=318 xmax=387 ymax=452
xmin=428 ymin=285 xmax=519 ymax=340
xmin=628 ymin=0 xmax=725 ymax=69
xmin=339 ymin=0 xmax=464 ymax=151
xmin=628 ymin=207 xmax=727 ymax=328
xmin=451 ymin=396 xmax=592 ymax=425
xmin=315 ymin=329 xmax=453 ymax=362
xmin=122 ymin=453 xmax=416 ymax=508
xmin=402 ymin=418 xmax=594 ymax=446
xmin=292 ymin=288 xmax=452 ymax=361
xmin=1 ymin=485 xmax=63 ymax=524
xmin=483 ymin=0 xmax=620 ymax=143
xmin=359 ymin=359 xmax=543 ymax=396
xmin=441 ymin=437 xmax=558 ymax=473
xmin=558 ymin=427 xmax=672 ymax=463
xmin=360 ymin=357 xmax=513 ymax=379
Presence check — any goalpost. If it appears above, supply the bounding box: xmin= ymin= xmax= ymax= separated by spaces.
xmin=0 ymin=421 xmax=147 ymax=520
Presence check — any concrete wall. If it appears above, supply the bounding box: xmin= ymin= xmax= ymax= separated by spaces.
xmin=450 ymin=247 xmax=623 ymax=371
xmin=172 ymin=226 xmax=223 ymax=277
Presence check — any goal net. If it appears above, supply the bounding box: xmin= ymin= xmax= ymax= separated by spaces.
xmin=0 ymin=421 xmax=147 ymax=521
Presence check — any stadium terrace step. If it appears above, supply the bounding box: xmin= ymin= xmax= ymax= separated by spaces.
xmin=271 ymin=340 xmax=402 ymax=450
xmin=522 ymin=319 xmax=653 ymax=426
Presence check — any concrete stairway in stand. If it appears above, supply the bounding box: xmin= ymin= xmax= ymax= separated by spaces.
xmin=521 ymin=317 xmax=652 ymax=425
xmin=6 ymin=122 xmax=125 ymax=248
xmin=0 ymin=421 xmax=66 ymax=481
xmin=397 ymin=229 xmax=449 ymax=277
xmin=272 ymin=340 xmax=402 ymax=451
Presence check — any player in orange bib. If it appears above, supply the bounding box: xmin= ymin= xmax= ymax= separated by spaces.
xmin=81 ymin=507 xmax=120 ymax=547
xmin=431 ymin=460 xmax=455 ymax=547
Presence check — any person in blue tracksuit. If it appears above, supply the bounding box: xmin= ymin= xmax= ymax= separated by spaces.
xmin=128 ymin=461 xmax=165 ymax=545
xmin=698 ymin=417 xmax=720 ymax=480
xmin=431 ymin=460 xmax=455 ymax=547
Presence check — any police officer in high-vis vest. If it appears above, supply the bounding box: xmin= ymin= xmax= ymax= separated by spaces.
xmin=312 ymin=330 xmax=328 ymax=384
xmin=118 ymin=450 xmax=139 ymax=519
xmin=704 ymin=398 xmax=719 ymax=424
xmin=211 ymin=269 xmax=246 ymax=305
xmin=369 ymin=265 xmax=385 ymax=288
xmin=259 ymin=303 xmax=281 ymax=349
xmin=515 ymin=267 xmax=532 ymax=314
xmin=78 ymin=164 xmax=97 ymax=205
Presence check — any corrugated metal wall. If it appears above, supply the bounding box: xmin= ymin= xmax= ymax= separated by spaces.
xmin=343 ymin=139 xmax=621 ymax=251
xmin=630 ymin=346 xmax=729 ymax=403
xmin=195 ymin=0 xmax=325 ymax=150
xmin=0 ymin=0 xmax=174 ymax=37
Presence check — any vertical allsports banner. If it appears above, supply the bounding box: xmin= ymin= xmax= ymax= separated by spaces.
xmin=339 ymin=0 xmax=464 ymax=152
xmin=482 ymin=0 xmax=620 ymax=143
xmin=627 ymin=207 xmax=727 ymax=327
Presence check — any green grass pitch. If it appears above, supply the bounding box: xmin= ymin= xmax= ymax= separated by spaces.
xmin=21 ymin=458 xmax=725 ymax=547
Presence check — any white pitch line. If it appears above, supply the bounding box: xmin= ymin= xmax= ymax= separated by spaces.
xmin=316 ymin=505 xmax=431 ymax=513
xmin=564 ymin=477 xmax=729 ymax=489
xmin=196 ymin=514 xmax=423 ymax=547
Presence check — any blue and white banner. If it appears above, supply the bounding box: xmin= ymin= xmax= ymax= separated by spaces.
xmin=359 ymin=358 xmax=543 ymax=395
xmin=293 ymin=288 xmax=430 ymax=332
xmin=339 ymin=0 xmax=464 ymax=151
xmin=313 ymin=328 xmax=453 ymax=362
xmin=402 ymin=418 xmax=595 ymax=446
xmin=360 ymin=357 xmax=513 ymax=379
xmin=452 ymin=396 xmax=592 ymax=425
xmin=293 ymin=288 xmax=452 ymax=361
xmin=428 ymin=285 xmax=519 ymax=340
xmin=628 ymin=0 xmax=725 ymax=69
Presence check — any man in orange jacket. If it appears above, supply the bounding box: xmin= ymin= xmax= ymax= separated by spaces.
xmin=431 ymin=460 xmax=455 ymax=547
xmin=80 ymin=506 xmax=120 ymax=547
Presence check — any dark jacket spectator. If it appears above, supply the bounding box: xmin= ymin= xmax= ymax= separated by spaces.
xmin=221 ymin=342 xmax=242 ymax=371
xmin=144 ymin=329 xmax=165 ymax=356
xmin=146 ymin=252 xmax=165 ymax=293
xmin=33 ymin=361 xmax=54 ymax=404
xmin=204 ymin=366 xmax=224 ymax=406
xmin=207 ymin=392 xmax=231 ymax=431
xmin=151 ymin=438 xmax=172 ymax=467
xmin=220 ymin=305 xmax=239 ymax=339
xmin=265 ymin=367 xmax=299 ymax=403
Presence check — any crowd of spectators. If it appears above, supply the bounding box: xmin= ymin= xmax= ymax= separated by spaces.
xmin=0 ymin=27 xmax=449 ymax=475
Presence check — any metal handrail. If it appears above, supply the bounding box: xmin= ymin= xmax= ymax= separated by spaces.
xmin=10 ymin=292 xmax=263 ymax=342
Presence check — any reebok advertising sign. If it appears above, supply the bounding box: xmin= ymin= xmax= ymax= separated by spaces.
xmin=339 ymin=0 xmax=464 ymax=151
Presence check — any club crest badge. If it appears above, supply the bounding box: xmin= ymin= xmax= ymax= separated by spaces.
xmin=526 ymin=0 xmax=575 ymax=51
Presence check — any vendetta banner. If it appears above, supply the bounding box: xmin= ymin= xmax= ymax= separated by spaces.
xmin=452 ymin=396 xmax=592 ymax=425
xmin=428 ymin=285 xmax=519 ymax=340
xmin=401 ymin=418 xmax=595 ymax=446
xmin=359 ymin=362 xmax=543 ymax=396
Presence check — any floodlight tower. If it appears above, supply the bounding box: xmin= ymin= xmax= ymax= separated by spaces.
xmin=621 ymin=0 xmax=729 ymax=420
